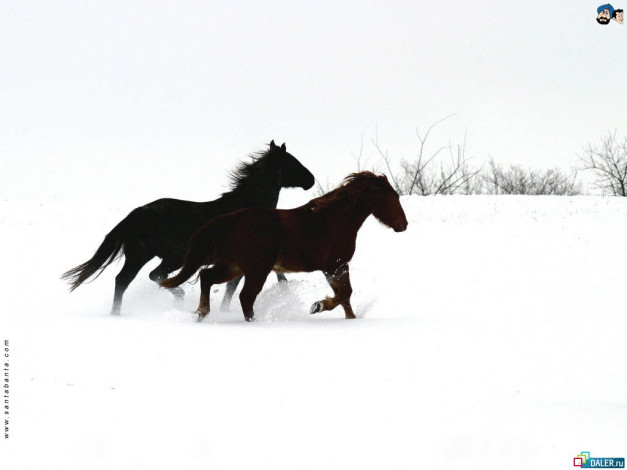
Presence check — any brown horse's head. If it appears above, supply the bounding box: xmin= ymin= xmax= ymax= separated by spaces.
xmin=311 ymin=172 xmax=408 ymax=232
xmin=367 ymin=174 xmax=408 ymax=232
xmin=334 ymin=172 xmax=407 ymax=232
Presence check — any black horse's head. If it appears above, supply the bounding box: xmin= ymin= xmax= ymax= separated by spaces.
xmin=228 ymin=141 xmax=315 ymax=199
xmin=267 ymin=140 xmax=315 ymax=190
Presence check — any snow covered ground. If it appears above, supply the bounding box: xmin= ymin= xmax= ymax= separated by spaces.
xmin=2 ymin=193 xmax=627 ymax=469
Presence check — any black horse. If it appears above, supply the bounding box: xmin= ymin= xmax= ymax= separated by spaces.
xmin=62 ymin=141 xmax=315 ymax=314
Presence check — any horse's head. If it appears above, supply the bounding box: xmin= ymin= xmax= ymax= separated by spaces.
xmin=268 ymin=140 xmax=315 ymax=190
xmin=369 ymin=174 xmax=408 ymax=232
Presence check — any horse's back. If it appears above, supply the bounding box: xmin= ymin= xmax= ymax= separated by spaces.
xmin=119 ymin=198 xmax=214 ymax=256
xmin=139 ymin=197 xmax=205 ymax=215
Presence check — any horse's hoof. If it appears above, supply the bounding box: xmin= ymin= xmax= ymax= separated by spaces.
xmin=244 ymin=316 xmax=254 ymax=322
xmin=195 ymin=310 xmax=209 ymax=322
xmin=310 ymin=302 xmax=323 ymax=314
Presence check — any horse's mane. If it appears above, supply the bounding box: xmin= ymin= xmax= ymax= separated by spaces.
xmin=310 ymin=172 xmax=389 ymax=213
xmin=225 ymin=147 xmax=276 ymax=194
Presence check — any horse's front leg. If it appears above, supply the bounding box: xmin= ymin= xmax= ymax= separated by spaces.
xmin=220 ymin=273 xmax=287 ymax=312
xmin=310 ymin=264 xmax=356 ymax=319
xmin=149 ymin=258 xmax=185 ymax=308
xmin=220 ymin=276 xmax=242 ymax=312
xmin=239 ymin=272 xmax=270 ymax=322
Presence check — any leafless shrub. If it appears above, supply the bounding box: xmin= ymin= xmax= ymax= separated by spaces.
xmin=316 ymin=118 xmax=587 ymax=197
xmin=579 ymin=130 xmax=627 ymax=196
xmin=482 ymin=159 xmax=581 ymax=195
xmin=313 ymin=177 xmax=335 ymax=197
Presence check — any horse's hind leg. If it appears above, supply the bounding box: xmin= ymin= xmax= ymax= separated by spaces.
xmin=112 ymin=254 xmax=151 ymax=315
xmin=149 ymin=259 xmax=185 ymax=306
xmin=196 ymin=264 xmax=238 ymax=320
xmin=311 ymin=264 xmax=356 ymax=319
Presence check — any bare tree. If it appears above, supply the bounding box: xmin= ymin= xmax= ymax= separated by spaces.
xmin=483 ymin=159 xmax=581 ymax=195
xmin=374 ymin=116 xmax=481 ymax=195
xmin=579 ymin=130 xmax=627 ymax=196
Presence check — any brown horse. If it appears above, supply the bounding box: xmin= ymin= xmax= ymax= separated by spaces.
xmin=160 ymin=172 xmax=408 ymax=322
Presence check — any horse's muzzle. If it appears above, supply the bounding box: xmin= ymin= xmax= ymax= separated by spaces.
xmin=303 ymin=175 xmax=315 ymax=190
xmin=394 ymin=221 xmax=408 ymax=232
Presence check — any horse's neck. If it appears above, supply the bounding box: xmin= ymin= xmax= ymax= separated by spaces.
xmin=204 ymin=176 xmax=281 ymax=215
xmin=317 ymin=198 xmax=375 ymax=235
xmin=229 ymin=186 xmax=281 ymax=208
xmin=349 ymin=203 xmax=376 ymax=231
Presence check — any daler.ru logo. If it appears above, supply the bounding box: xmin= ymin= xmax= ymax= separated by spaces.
xmin=574 ymin=451 xmax=625 ymax=468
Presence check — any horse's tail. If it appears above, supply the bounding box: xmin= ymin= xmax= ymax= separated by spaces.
xmin=61 ymin=219 xmax=127 ymax=291
xmin=159 ymin=225 xmax=216 ymax=289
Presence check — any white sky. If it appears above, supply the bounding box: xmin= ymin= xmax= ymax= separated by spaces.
xmin=2 ymin=1 xmax=626 ymax=202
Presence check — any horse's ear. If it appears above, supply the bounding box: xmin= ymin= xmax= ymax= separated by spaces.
xmin=281 ymin=143 xmax=286 ymax=151
xmin=270 ymin=140 xmax=276 ymax=149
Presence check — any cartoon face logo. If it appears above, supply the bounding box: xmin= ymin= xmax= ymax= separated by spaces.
xmin=597 ymin=4 xmax=614 ymax=24
xmin=613 ymin=8 xmax=624 ymax=23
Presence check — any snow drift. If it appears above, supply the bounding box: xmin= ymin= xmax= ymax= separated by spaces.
xmin=1 ymin=193 xmax=626 ymax=469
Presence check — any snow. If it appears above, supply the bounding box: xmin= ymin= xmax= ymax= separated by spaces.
xmin=2 ymin=193 xmax=627 ymax=469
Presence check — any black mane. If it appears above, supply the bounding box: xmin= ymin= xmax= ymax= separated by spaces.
xmin=226 ymin=148 xmax=275 ymax=194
